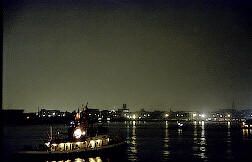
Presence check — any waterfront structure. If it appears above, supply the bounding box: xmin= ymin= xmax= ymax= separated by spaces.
xmin=3 ymin=105 xmax=252 ymax=123
xmin=39 ymin=109 xmax=64 ymax=118
xmin=117 ymin=104 xmax=130 ymax=119
xmin=209 ymin=109 xmax=242 ymax=121
xmin=241 ymin=119 xmax=252 ymax=129
xmin=86 ymin=108 xmax=100 ymax=122
xmin=166 ymin=111 xmax=199 ymax=121
xmin=99 ymin=110 xmax=118 ymax=121
xmin=240 ymin=109 xmax=252 ymax=120
xmin=137 ymin=109 xmax=151 ymax=120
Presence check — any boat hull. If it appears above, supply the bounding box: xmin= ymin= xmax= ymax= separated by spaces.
xmin=14 ymin=141 xmax=127 ymax=161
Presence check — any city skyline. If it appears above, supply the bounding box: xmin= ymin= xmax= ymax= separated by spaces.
xmin=3 ymin=101 xmax=251 ymax=113
xmin=3 ymin=0 xmax=252 ymax=112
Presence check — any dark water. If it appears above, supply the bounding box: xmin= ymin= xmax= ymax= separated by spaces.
xmin=3 ymin=121 xmax=252 ymax=162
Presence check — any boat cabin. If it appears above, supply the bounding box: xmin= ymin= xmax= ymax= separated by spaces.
xmin=48 ymin=135 xmax=110 ymax=152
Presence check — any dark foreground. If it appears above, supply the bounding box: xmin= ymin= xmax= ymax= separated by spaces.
xmin=3 ymin=121 xmax=252 ymax=162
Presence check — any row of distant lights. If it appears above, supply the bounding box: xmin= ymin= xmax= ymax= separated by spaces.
xmin=39 ymin=112 xmax=66 ymax=117
xmin=27 ymin=112 xmax=66 ymax=119
xmin=164 ymin=113 xmax=233 ymax=118
xmin=126 ymin=114 xmax=151 ymax=120
xmin=193 ymin=113 xmax=232 ymax=118
xmin=126 ymin=113 xmax=223 ymax=119
xmin=163 ymin=113 xmax=206 ymax=118
xmin=34 ymin=112 xmax=251 ymax=120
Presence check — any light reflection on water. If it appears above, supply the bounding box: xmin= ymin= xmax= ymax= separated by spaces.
xmin=193 ymin=120 xmax=207 ymax=160
xmin=242 ymin=128 xmax=252 ymax=137
xmin=162 ymin=121 xmax=170 ymax=161
xmin=127 ymin=121 xmax=138 ymax=161
xmin=177 ymin=128 xmax=183 ymax=136
xmin=45 ymin=157 xmax=102 ymax=162
xmin=226 ymin=122 xmax=233 ymax=159
xmin=227 ymin=121 xmax=231 ymax=129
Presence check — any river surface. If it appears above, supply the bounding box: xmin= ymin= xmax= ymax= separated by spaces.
xmin=3 ymin=121 xmax=252 ymax=162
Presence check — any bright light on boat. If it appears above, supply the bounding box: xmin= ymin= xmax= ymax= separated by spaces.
xmin=74 ymin=158 xmax=83 ymax=162
xmin=89 ymin=140 xmax=95 ymax=148
xmin=82 ymin=130 xmax=86 ymax=136
xmin=45 ymin=141 xmax=50 ymax=147
xmin=73 ymin=128 xmax=82 ymax=139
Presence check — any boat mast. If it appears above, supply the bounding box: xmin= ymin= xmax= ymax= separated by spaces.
xmin=50 ymin=125 xmax=52 ymax=141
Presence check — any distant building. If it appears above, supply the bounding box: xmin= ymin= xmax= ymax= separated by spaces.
xmin=100 ymin=110 xmax=110 ymax=121
xmin=117 ymin=104 xmax=130 ymax=119
xmin=137 ymin=109 xmax=151 ymax=120
xmin=39 ymin=109 xmax=61 ymax=118
xmin=209 ymin=109 xmax=241 ymax=121
xmin=166 ymin=111 xmax=199 ymax=121
xmin=240 ymin=109 xmax=252 ymax=120
xmin=150 ymin=110 xmax=164 ymax=120
xmin=86 ymin=108 xmax=100 ymax=122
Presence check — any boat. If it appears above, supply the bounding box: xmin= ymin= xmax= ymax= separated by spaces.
xmin=15 ymin=103 xmax=126 ymax=160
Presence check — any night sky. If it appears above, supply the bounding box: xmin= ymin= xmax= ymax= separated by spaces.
xmin=3 ymin=0 xmax=252 ymax=112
